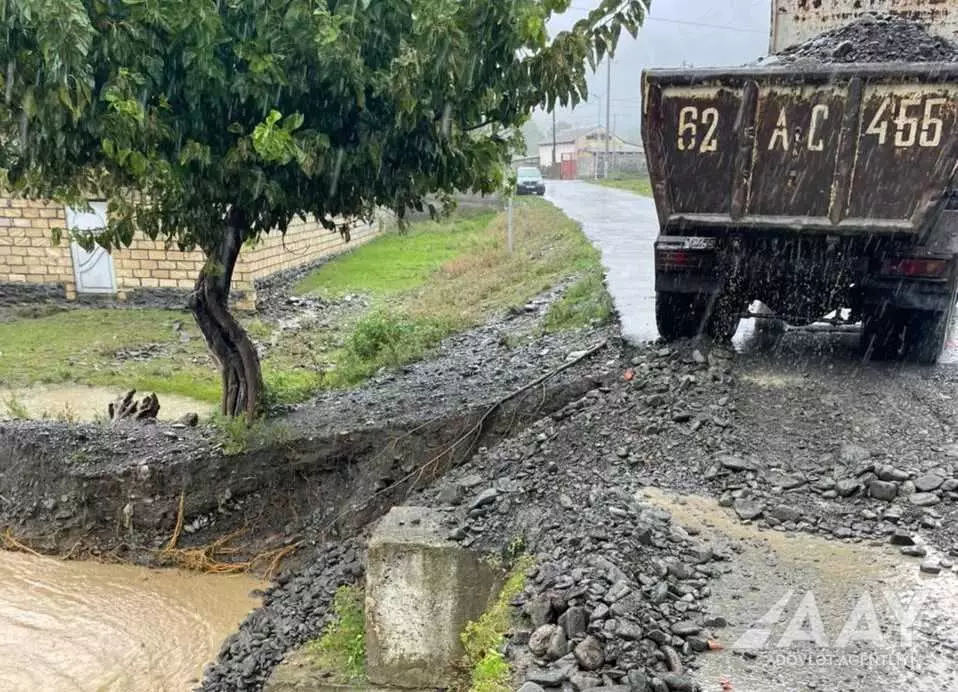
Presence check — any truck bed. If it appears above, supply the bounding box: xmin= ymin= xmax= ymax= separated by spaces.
xmin=641 ymin=62 xmax=958 ymax=238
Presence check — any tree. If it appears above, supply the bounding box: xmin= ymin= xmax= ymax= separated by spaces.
xmin=0 ymin=0 xmax=648 ymax=421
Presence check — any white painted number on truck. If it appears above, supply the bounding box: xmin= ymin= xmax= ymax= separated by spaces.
xmin=677 ymin=106 xmax=719 ymax=152
xmin=865 ymin=96 xmax=947 ymax=148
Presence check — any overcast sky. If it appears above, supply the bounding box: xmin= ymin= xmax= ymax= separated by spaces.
xmin=536 ymin=0 xmax=772 ymax=138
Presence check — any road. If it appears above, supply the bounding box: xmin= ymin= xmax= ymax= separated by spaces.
xmin=545 ymin=180 xmax=659 ymax=343
xmin=546 ymin=179 xmax=958 ymax=364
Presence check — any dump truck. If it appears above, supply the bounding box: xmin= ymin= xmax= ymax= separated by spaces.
xmin=641 ymin=1 xmax=958 ymax=363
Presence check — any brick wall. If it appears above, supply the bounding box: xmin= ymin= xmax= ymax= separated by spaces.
xmin=0 ymin=197 xmax=379 ymax=309
xmin=0 ymin=198 xmax=74 ymax=300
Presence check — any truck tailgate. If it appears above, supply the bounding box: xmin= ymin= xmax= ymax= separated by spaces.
xmin=641 ymin=63 xmax=958 ymax=237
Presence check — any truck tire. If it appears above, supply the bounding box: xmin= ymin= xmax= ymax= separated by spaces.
xmin=656 ymin=291 xmax=706 ymax=340
xmin=707 ymin=294 xmax=743 ymax=341
xmin=910 ymin=306 xmax=954 ymax=365
xmin=859 ymin=307 xmax=906 ymax=361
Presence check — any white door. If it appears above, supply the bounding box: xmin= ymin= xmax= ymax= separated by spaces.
xmin=67 ymin=202 xmax=116 ymax=294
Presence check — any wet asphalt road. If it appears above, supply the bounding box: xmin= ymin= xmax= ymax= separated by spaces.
xmin=546 ymin=179 xmax=958 ymax=365
xmin=545 ymin=180 xmax=659 ymax=343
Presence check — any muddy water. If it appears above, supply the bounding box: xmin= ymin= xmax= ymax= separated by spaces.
xmin=641 ymin=488 xmax=958 ymax=692
xmin=0 ymin=385 xmax=209 ymax=423
xmin=0 ymin=551 xmax=263 ymax=691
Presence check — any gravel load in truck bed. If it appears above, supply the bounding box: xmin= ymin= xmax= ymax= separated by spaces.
xmin=771 ymin=13 xmax=958 ymax=64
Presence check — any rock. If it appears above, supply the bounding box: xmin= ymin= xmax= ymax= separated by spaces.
xmin=564 ymin=606 xmax=588 ymax=639
xmin=546 ymin=626 xmax=569 ymax=661
xmin=668 ymin=562 xmax=694 ymax=580
xmin=627 ymin=669 xmax=650 ymax=692
xmin=437 ymin=484 xmax=463 ymax=505
xmin=719 ymin=455 xmax=755 ymax=472
xmin=605 ymin=580 xmax=632 ymax=603
xmin=571 ymin=674 xmax=603 ymax=691
xmin=176 ymin=412 xmax=200 ymax=427
xmin=649 ymin=679 xmax=669 ymax=692
xmin=518 ymin=683 xmax=546 ymax=692
xmin=909 ymin=492 xmax=940 ymax=507
xmin=574 ymin=636 xmax=604 ymax=671
xmin=768 ymin=504 xmax=802 ymax=523
xmin=582 ymin=687 xmax=630 ymax=692
xmin=733 ymin=498 xmax=764 ymax=521
xmin=660 ymin=645 xmax=683 ymax=674
xmin=468 ymin=488 xmax=499 ymax=511
xmin=920 ymin=559 xmax=942 ymax=575
xmin=526 ymin=594 xmax=554 ymax=627
xmin=704 ymin=615 xmax=728 ymax=628
xmin=616 ymin=619 xmax=644 ymax=641
xmin=943 ymin=479 xmax=958 ymax=492
xmin=869 ymin=480 xmax=898 ymax=501
xmin=914 ymin=473 xmax=945 ymax=492
xmin=670 ymin=620 xmax=702 ymax=637
xmin=876 ymin=465 xmax=910 ymax=482
xmin=526 ymin=665 xmax=569 ymax=686
xmin=529 ymin=625 xmax=557 ymax=657
xmin=835 ymin=478 xmax=861 ymax=497
xmin=901 ymin=545 xmax=927 ymax=557
xmin=890 ymin=530 xmax=916 ymax=546
xmin=832 ymin=527 xmax=852 ymax=539
xmin=659 ymin=672 xmax=697 ymax=691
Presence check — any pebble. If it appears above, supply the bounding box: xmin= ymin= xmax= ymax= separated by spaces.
xmin=920 ymin=559 xmax=943 ymax=575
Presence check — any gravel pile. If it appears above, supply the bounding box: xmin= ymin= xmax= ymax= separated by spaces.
xmin=772 ymin=14 xmax=958 ymax=63
xmin=200 ymin=538 xmax=365 ymax=691
xmin=412 ymin=343 xmax=737 ymax=691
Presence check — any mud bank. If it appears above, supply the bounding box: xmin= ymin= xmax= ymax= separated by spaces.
xmin=0 ymin=352 xmax=606 ymax=562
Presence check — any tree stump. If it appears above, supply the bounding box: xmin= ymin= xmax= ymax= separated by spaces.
xmin=108 ymin=390 xmax=160 ymax=423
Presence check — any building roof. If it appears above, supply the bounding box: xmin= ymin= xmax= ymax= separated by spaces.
xmin=537 ymin=126 xmax=644 ymax=153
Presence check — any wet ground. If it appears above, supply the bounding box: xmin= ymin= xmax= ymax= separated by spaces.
xmin=0 ymin=551 xmax=263 ymax=691
xmin=0 ymin=384 xmax=208 ymax=423
xmin=643 ymin=488 xmax=958 ymax=692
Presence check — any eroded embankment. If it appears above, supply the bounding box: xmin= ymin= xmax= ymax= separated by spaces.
xmin=0 ymin=354 xmax=604 ymax=564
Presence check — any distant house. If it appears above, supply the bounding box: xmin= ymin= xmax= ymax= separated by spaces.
xmin=536 ymin=126 xmax=646 ymax=178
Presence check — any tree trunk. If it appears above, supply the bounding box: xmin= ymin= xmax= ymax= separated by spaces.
xmin=189 ymin=214 xmax=263 ymax=423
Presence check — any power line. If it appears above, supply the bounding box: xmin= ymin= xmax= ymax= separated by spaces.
xmin=568 ymin=6 xmax=766 ymax=34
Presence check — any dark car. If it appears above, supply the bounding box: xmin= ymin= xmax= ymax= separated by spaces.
xmin=516 ymin=166 xmax=546 ymax=196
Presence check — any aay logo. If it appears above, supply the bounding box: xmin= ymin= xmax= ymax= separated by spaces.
xmin=733 ymin=588 xmax=930 ymax=652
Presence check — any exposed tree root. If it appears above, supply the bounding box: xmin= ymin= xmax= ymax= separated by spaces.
xmin=1 ymin=528 xmax=44 ymax=558
xmin=157 ymin=492 xmax=300 ymax=578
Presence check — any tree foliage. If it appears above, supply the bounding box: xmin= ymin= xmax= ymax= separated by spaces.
xmin=0 ymin=0 xmax=648 ymax=418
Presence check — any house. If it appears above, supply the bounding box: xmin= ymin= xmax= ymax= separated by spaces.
xmin=536 ymin=126 xmax=646 ymax=178
xmin=0 ymin=197 xmax=379 ymax=310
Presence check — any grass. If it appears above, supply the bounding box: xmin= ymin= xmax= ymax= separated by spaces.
xmin=0 ymin=199 xmax=611 ymax=413
xmin=303 ymin=585 xmax=366 ymax=683
xmin=460 ymin=555 xmax=533 ymax=692
xmin=542 ymin=269 xmax=615 ymax=333
xmin=591 ymin=174 xmax=653 ymax=197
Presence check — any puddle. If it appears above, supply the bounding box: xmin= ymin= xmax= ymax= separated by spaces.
xmin=640 ymin=487 xmax=958 ymax=692
xmin=0 ymin=551 xmax=263 ymax=691
xmin=0 ymin=385 xmax=208 ymax=423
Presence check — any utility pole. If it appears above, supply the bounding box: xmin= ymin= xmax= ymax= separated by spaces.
xmin=551 ymin=109 xmax=557 ymax=166
xmin=604 ymin=57 xmax=612 ymax=179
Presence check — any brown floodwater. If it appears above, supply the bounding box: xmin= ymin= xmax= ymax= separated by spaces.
xmin=0 ymin=551 xmax=264 ymax=691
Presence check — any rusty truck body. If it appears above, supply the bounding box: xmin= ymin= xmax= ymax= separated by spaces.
xmin=641 ymin=7 xmax=958 ymax=363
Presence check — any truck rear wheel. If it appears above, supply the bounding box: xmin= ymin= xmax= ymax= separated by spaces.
xmin=656 ymin=291 xmax=706 ymax=340
xmin=706 ymin=293 xmax=743 ymax=341
xmin=861 ymin=306 xmax=953 ymax=364
xmin=911 ymin=307 xmax=954 ymax=365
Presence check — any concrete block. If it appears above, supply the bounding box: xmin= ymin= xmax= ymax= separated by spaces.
xmin=365 ymin=506 xmax=503 ymax=688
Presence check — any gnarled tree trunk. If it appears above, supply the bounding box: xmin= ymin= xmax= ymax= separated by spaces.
xmin=190 ymin=212 xmax=263 ymax=423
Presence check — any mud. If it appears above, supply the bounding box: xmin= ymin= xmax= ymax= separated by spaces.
xmin=643 ymin=488 xmax=958 ymax=692
xmin=0 ymin=384 xmax=207 ymax=423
